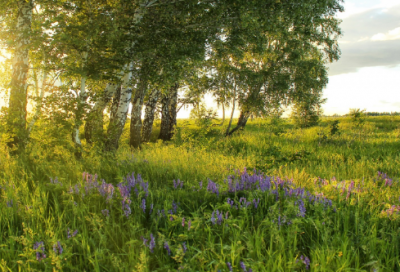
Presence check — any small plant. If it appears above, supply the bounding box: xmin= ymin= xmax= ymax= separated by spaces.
xmin=349 ymin=108 xmax=366 ymax=128
xmin=330 ymin=120 xmax=340 ymax=136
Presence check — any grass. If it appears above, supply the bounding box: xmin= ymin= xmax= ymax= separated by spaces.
xmin=0 ymin=116 xmax=399 ymax=271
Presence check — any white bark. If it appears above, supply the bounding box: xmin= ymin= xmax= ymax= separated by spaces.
xmin=104 ymin=63 xmax=133 ymax=151
xmin=27 ymin=68 xmax=48 ymax=134
xmin=225 ymin=83 xmax=237 ymax=136
xmin=7 ymin=0 xmax=33 ymax=146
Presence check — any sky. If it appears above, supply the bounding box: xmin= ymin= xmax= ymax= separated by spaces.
xmin=179 ymin=0 xmax=400 ymax=118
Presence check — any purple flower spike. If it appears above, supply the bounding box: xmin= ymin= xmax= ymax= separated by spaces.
xmin=182 ymin=241 xmax=187 ymax=253
xmin=226 ymin=262 xmax=233 ymax=272
xmin=240 ymin=261 xmax=247 ymax=272
xmin=53 ymin=241 xmax=63 ymax=255
xmin=33 ymin=241 xmax=46 ymax=261
xmin=164 ymin=242 xmax=171 ymax=255
xmin=300 ymin=255 xmax=311 ymax=270
xmin=149 ymin=233 xmax=156 ymax=253
xmin=141 ymin=198 xmax=146 ymax=213
xmin=188 ymin=219 xmax=192 ymax=230
xmin=182 ymin=217 xmax=185 ymax=227
xmin=101 ymin=209 xmax=109 ymax=217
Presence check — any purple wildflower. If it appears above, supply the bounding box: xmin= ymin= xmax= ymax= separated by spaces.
xmin=172 ymin=201 xmax=179 ymax=214
xmin=67 ymin=228 xmax=78 ymax=239
xmin=253 ymin=198 xmax=260 ymax=209
xmin=211 ymin=211 xmax=216 ymax=225
xmin=300 ymin=255 xmax=310 ymax=269
xmin=226 ymin=262 xmax=233 ymax=272
xmin=53 ymin=241 xmax=63 ymax=255
xmin=33 ymin=241 xmax=46 ymax=261
xmin=6 ymin=200 xmax=13 ymax=207
xmin=297 ymin=199 xmax=306 ymax=217
xmin=164 ymin=242 xmax=171 ymax=255
xmin=149 ymin=233 xmax=156 ymax=253
xmin=182 ymin=217 xmax=185 ymax=227
xmin=216 ymin=210 xmax=223 ymax=225
xmin=182 ymin=242 xmax=187 ymax=253
xmin=141 ymin=198 xmax=146 ymax=213
xmin=101 ymin=209 xmax=109 ymax=217
xmin=188 ymin=219 xmax=192 ymax=230
xmin=240 ymin=261 xmax=247 ymax=272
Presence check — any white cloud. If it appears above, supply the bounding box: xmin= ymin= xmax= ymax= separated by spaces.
xmin=371 ymin=27 xmax=400 ymax=41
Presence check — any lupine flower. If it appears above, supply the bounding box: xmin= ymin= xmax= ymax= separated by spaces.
xmin=33 ymin=241 xmax=46 ymax=261
xmin=188 ymin=219 xmax=192 ymax=230
xmin=240 ymin=261 xmax=247 ymax=272
xmin=182 ymin=217 xmax=185 ymax=227
xmin=207 ymin=179 xmax=219 ymax=196
xmin=216 ymin=210 xmax=223 ymax=225
xmin=226 ymin=262 xmax=233 ymax=271
xmin=172 ymin=201 xmax=179 ymax=214
xmin=101 ymin=209 xmax=109 ymax=217
xmin=300 ymin=255 xmax=310 ymax=269
xmin=227 ymin=198 xmax=235 ymax=208
xmin=149 ymin=233 xmax=156 ymax=253
xmin=6 ymin=200 xmax=13 ymax=207
xmin=50 ymin=177 xmax=62 ymax=186
xmin=142 ymin=237 xmax=148 ymax=246
xmin=67 ymin=228 xmax=78 ymax=239
xmin=141 ymin=198 xmax=146 ymax=213
xmin=170 ymin=216 xmax=174 ymax=221
xmin=53 ymin=241 xmax=63 ymax=255
xmin=297 ymin=199 xmax=306 ymax=217
xmin=211 ymin=211 xmax=216 ymax=225
xmin=253 ymin=198 xmax=260 ymax=209
xmin=182 ymin=242 xmax=187 ymax=253
xmin=164 ymin=242 xmax=171 ymax=255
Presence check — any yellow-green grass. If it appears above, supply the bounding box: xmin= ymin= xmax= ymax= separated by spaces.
xmin=0 ymin=116 xmax=399 ymax=271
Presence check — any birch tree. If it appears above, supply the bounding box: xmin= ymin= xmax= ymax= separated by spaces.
xmin=5 ymin=0 xmax=33 ymax=149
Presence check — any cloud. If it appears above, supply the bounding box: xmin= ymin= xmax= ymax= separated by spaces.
xmin=371 ymin=27 xmax=400 ymax=40
xmin=327 ymin=5 xmax=400 ymax=76
xmin=328 ymin=39 xmax=400 ymax=75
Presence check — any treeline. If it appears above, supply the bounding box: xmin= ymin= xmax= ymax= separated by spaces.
xmin=0 ymin=0 xmax=344 ymax=156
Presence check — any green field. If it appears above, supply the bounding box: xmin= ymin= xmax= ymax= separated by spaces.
xmin=1 ymin=116 xmax=400 ymax=271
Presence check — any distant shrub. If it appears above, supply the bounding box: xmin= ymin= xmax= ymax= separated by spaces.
xmin=290 ymin=99 xmax=322 ymax=128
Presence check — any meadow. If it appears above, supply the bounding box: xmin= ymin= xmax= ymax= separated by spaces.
xmin=0 ymin=116 xmax=400 ymax=271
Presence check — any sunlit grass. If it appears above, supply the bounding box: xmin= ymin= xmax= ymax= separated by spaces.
xmin=0 ymin=116 xmax=399 ymax=271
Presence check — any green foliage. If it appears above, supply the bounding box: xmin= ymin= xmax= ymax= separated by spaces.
xmin=330 ymin=120 xmax=340 ymax=136
xmin=349 ymin=108 xmax=366 ymax=128
xmin=291 ymin=100 xmax=322 ymax=128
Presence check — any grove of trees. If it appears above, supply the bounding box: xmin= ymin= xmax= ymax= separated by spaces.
xmin=0 ymin=0 xmax=344 ymax=155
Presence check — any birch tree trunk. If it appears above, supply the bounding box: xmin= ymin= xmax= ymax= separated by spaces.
xmin=226 ymin=110 xmax=250 ymax=136
xmin=129 ymin=80 xmax=147 ymax=148
xmin=225 ymin=85 xmax=237 ymax=136
xmin=84 ymin=83 xmax=118 ymax=143
xmin=141 ymin=89 xmax=160 ymax=142
xmin=7 ymin=0 xmax=33 ymax=148
xmin=27 ymin=68 xmax=48 ymax=136
xmin=167 ymin=83 xmax=179 ymax=140
xmin=104 ymin=65 xmax=133 ymax=152
xmin=219 ymin=103 xmax=225 ymax=126
xmin=158 ymin=93 xmax=170 ymax=141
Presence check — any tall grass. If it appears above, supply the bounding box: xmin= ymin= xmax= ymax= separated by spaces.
xmin=0 ymin=116 xmax=399 ymax=271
